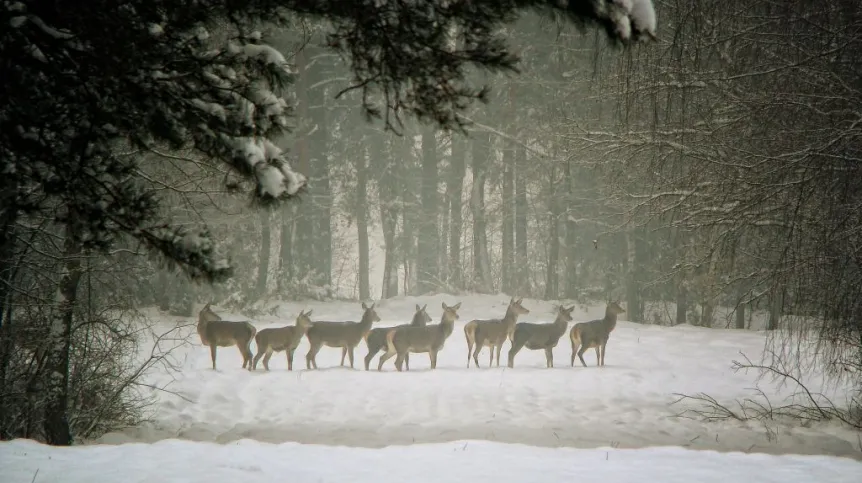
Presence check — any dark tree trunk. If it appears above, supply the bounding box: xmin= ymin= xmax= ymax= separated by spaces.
xmin=307 ymin=49 xmax=332 ymax=286
xmin=43 ymin=224 xmax=83 ymax=446
xmin=563 ymin=160 xmax=578 ymax=299
xmin=255 ymin=209 xmax=272 ymax=297
xmin=626 ymin=229 xmax=647 ymax=323
xmin=767 ymin=288 xmax=784 ymax=331
xmin=470 ymin=132 xmax=492 ymax=293
xmin=376 ymin=137 xmax=400 ymax=299
xmin=293 ymin=49 xmax=314 ymax=281
xmin=447 ymin=135 xmax=466 ymax=290
xmin=544 ymin=171 xmax=560 ymax=300
xmin=417 ymin=128 xmax=439 ymax=294
xmin=278 ymin=204 xmax=295 ymax=293
xmin=399 ymin=134 xmax=419 ymax=295
xmin=514 ymin=144 xmax=529 ymax=296
xmin=501 ymin=144 xmax=515 ymax=294
xmin=356 ymin=149 xmax=370 ymax=301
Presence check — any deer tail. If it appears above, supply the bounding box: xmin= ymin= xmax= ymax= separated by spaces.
xmin=464 ymin=321 xmax=476 ymax=345
xmin=385 ymin=328 xmax=397 ymax=355
xmin=570 ymin=325 xmax=581 ymax=346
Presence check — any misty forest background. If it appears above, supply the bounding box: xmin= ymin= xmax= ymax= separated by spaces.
xmin=2 ymin=1 xmax=861 ymax=444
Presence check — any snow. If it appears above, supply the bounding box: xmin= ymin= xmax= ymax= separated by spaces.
xmin=231 ymin=138 xmax=307 ymax=198
xmin=61 ymin=294 xmax=860 ymax=460
xmin=3 ymin=438 xmax=861 ymax=483
xmin=243 ymin=44 xmax=287 ymax=67
xmin=610 ymin=0 xmax=657 ymax=41
xmin=148 ymin=23 xmax=164 ymax=36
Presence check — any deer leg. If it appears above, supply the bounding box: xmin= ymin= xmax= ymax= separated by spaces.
xmin=545 ymin=347 xmax=553 ymax=368
xmin=577 ymin=345 xmax=589 ymax=367
xmin=594 ymin=346 xmax=600 ymax=366
xmin=489 ymin=346 xmax=494 ymax=367
xmin=495 ymin=344 xmax=502 ymax=367
xmin=430 ymin=350 xmax=437 ymax=369
xmin=210 ymin=345 xmax=218 ymax=370
xmin=262 ymin=351 xmax=273 ymax=371
xmin=570 ymin=342 xmax=579 ymax=367
xmin=405 ymin=352 xmax=410 ymax=371
xmin=600 ymin=341 xmax=608 ymax=366
xmin=507 ymin=340 xmax=524 ymax=368
xmin=472 ymin=345 xmax=481 ymax=368
xmin=466 ymin=341 xmax=473 ymax=368
xmin=288 ymin=349 xmax=295 ymax=371
xmin=347 ymin=346 xmax=355 ymax=368
xmin=395 ymin=351 xmax=405 ymax=372
xmin=378 ymin=348 xmax=396 ymax=371
xmin=340 ymin=347 xmax=347 ymax=366
xmin=364 ymin=348 xmax=377 ymax=371
xmin=306 ymin=343 xmax=321 ymax=370
xmin=252 ymin=347 xmax=264 ymax=371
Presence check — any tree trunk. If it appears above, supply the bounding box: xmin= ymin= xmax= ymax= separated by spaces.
xmin=278 ymin=204 xmax=295 ymax=292
xmin=735 ymin=286 xmax=747 ymax=329
xmin=563 ymin=160 xmax=578 ymax=299
xmin=376 ymin=138 xmax=399 ymax=299
xmin=626 ymin=229 xmax=647 ymax=323
xmin=501 ymin=144 xmax=515 ymax=294
xmin=356 ymin=149 xmax=370 ymax=301
xmin=470 ymin=132 xmax=492 ymax=293
xmin=447 ymin=135 xmax=466 ymax=290
xmin=514 ymin=144 xmax=529 ymax=296
xmin=417 ymin=128 xmax=439 ymax=294
xmin=767 ymin=287 xmax=784 ymax=331
xmin=255 ymin=209 xmax=272 ymax=298
xmin=544 ymin=171 xmax=560 ymax=300
xmin=43 ymin=224 xmax=83 ymax=446
xmin=400 ymin=134 xmax=419 ymax=295
xmin=307 ymin=49 xmax=332 ymax=287
xmin=293 ymin=49 xmax=314 ymax=281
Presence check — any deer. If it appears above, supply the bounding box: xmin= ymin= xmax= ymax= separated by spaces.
xmin=251 ymin=309 xmax=314 ymax=371
xmin=197 ymin=303 xmax=257 ymax=371
xmin=364 ymin=304 xmax=432 ymax=371
xmin=570 ymin=301 xmax=626 ymax=367
xmin=507 ymin=304 xmax=575 ymax=368
xmin=379 ymin=302 xmax=461 ymax=371
xmin=305 ymin=302 xmax=381 ymax=369
xmin=464 ymin=297 xmax=530 ymax=368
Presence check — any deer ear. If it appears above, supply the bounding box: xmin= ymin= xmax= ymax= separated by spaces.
xmin=517 ymin=298 xmax=523 ymax=304
xmin=307 ymin=309 xmax=313 ymax=317
xmin=370 ymin=302 xmax=376 ymax=309
xmin=422 ymin=304 xmax=427 ymax=312
xmin=362 ymin=302 xmax=368 ymax=310
xmin=453 ymin=302 xmax=461 ymax=310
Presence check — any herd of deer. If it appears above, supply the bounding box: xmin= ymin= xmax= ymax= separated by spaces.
xmin=196 ymin=298 xmax=626 ymax=373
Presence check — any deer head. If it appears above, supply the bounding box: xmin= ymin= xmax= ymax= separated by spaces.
xmin=442 ymin=301 xmax=462 ymax=322
xmin=412 ymin=304 xmax=432 ymax=325
xmin=296 ymin=309 xmax=314 ymax=329
xmin=361 ymin=302 xmax=382 ymax=323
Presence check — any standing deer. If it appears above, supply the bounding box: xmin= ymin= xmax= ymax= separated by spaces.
xmin=379 ymin=302 xmax=461 ymax=371
xmin=508 ymin=304 xmax=575 ymax=368
xmin=364 ymin=304 xmax=432 ymax=371
xmin=197 ymin=303 xmax=257 ymax=371
xmin=464 ymin=297 xmax=530 ymax=368
xmin=252 ymin=309 xmax=314 ymax=371
xmin=305 ymin=302 xmax=381 ymax=369
xmin=570 ymin=301 xmax=626 ymax=367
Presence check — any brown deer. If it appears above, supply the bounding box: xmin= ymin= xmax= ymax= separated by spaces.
xmin=305 ymin=302 xmax=381 ymax=369
xmin=252 ymin=309 xmax=314 ymax=371
xmin=364 ymin=304 xmax=431 ymax=371
xmin=464 ymin=297 xmax=530 ymax=368
xmin=507 ymin=304 xmax=575 ymax=368
xmin=379 ymin=301 xmax=461 ymax=371
xmin=197 ymin=303 xmax=257 ymax=371
xmin=570 ymin=301 xmax=626 ymax=367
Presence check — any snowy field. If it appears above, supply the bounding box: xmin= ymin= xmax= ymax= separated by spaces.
xmin=4 ymin=438 xmax=862 ymax=483
xmin=89 ymin=294 xmax=859 ymax=457
xmin=3 ymin=293 xmax=861 ymax=482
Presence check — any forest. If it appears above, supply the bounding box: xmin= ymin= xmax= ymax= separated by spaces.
xmin=1 ymin=0 xmax=860 ymax=449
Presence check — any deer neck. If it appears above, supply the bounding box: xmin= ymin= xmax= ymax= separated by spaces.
xmin=602 ymin=313 xmax=618 ymax=331
xmin=554 ymin=315 xmax=569 ymax=334
xmin=437 ymin=316 xmax=456 ymax=340
xmin=503 ymin=307 xmax=521 ymax=328
xmin=358 ymin=312 xmax=375 ymax=331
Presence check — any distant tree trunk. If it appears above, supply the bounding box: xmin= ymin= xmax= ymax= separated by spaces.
xmin=417 ymin=128 xmax=439 ymax=294
xmin=307 ymin=51 xmax=332 ymax=286
xmin=156 ymin=270 xmax=170 ymax=310
xmin=447 ymin=135 xmax=466 ymax=290
xmin=470 ymin=132 xmax=492 ymax=293
xmin=43 ymin=222 xmax=83 ymax=446
xmin=501 ymin=144 xmax=515 ymax=294
xmin=673 ymin=230 xmax=688 ymax=325
xmin=544 ymin=171 xmax=560 ymax=300
xmin=278 ymin=204 xmax=295 ymax=293
xmin=735 ymin=285 xmax=747 ymax=329
xmin=767 ymin=287 xmax=784 ymax=330
xmin=514 ymin=144 xmax=529 ymax=296
xmin=255 ymin=209 xmax=272 ymax=298
xmin=376 ymin=138 xmax=400 ymax=299
xmin=356 ymin=149 xmax=370 ymax=301
xmin=293 ymin=49 xmax=314 ymax=281
xmin=626 ymin=229 xmax=647 ymax=323
xmin=400 ymin=134 xmax=419 ymax=295
xmin=563 ymin=160 xmax=578 ymax=299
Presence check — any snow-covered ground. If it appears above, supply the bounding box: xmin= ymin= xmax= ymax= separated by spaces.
xmin=4 ymin=438 xmax=862 ymax=483
xmin=3 ymin=293 xmax=861 ymax=481
xmin=86 ymin=293 xmax=858 ymax=458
